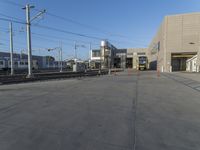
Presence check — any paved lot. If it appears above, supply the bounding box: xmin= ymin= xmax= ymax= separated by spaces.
xmin=0 ymin=71 xmax=200 ymax=150
xmin=172 ymin=72 xmax=200 ymax=82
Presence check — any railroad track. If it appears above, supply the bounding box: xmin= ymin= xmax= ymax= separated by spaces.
xmin=0 ymin=69 xmax=72 ymax=76
xmin=0 ymin=70 xmax=108 ymax=85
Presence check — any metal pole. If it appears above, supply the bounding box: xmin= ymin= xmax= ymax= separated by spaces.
xmin=74 ymin=41 xmax=77 ymax=72
xmin=74 ymin=41 xmax=77 ymax=61
xmin=99 ymin=46 xmax=103 ymax=74
xmin=60 ymin=42 xmax=63 ymax=72
xmin=108 ymin=52 xmax=111 ymax=75
xmin=48 ymin=56 xmax=50 ymax=68
xmin=9 ymin=22 xmax=14 ymax=75
xmin=26 ymin=4 xmax=33 ymax=78
xmin=89 ymin=43 xmax=91 ymax=60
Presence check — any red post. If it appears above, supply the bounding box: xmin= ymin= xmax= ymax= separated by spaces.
xmin=137 ymin=69 xmax=140 ymax=76
xmin=157 ymin=69 xmax=160 ymax=77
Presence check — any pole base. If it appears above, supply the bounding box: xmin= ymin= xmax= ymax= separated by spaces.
xmin=108 ymin=69 xmax=111 ymax=75
xmin=26 ymin=74 xmax=34 ymax=78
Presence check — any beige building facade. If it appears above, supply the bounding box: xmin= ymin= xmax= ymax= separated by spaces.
xmin=149 ymin=12 xmax=200 ymax=72
xmin=126 ymin=48 xmax=148 ymax=69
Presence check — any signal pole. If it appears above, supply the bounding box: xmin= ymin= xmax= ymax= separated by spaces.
xmin=9 ymin=22 xmax=14 ymax=76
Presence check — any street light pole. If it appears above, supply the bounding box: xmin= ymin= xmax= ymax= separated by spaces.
xmin=9 ymin=22 xmax=14 ymax=76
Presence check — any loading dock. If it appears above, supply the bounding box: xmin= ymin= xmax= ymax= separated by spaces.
xmin=126 ymin=58 xmax=133 ymax=68
xmin=171 ymin=53 xmax=196 ymax=71
xmin=114 ymin=58 xmax=121 ymax=68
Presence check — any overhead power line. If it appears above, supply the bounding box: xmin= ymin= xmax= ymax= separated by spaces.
xmin=0 ymin=17 xmax=25 ymax=25
xmin=34 ymin=10 xmax=131 ymax=39
xmin=0 ymin=1 xmax=149 ymax=47
xmin=44 ymin=12 xmax=115 ymax=36
xmin=0 ymin=12 xmax=24 ymax=22
xmin=0 ymin=0 xmax=131 ymax=39
xmin=0 ymin=0 xmax=24 ymax=7
xmin=34 ymin=24 xmax=104 ymax=40
xmin=31 ymin=32 xmax=99 ymax=45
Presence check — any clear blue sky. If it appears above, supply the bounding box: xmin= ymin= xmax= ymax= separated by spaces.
xmin=0 ymin=0 xmax=200 ymax=60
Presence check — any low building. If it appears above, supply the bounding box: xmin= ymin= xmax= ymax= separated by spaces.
xmin=0 ymin=51 xmax=56 ymax=69
xmin=89 ymin=49 xmax=101 ymax=69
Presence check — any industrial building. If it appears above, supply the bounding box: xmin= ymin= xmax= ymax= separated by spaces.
xmin=148 ymin=12 xmax=200 ymax=72
xmin=89 ymin=40 xmax=148 ymax=70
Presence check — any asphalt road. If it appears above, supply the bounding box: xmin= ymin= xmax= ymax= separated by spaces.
xmin=0 ymin=71 xmax=200 ymax=150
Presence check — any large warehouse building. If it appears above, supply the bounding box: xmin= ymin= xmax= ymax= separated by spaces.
xmin=149 ymin=12 xmax=200 ymax=72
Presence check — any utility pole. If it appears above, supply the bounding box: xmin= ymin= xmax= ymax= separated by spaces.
xmin=74 ymin=41 xmax=77 ymax=61
xmin=9 ymin=22 xmax=14 ymax=76
xmin=25 ymin=4 xmax=33 ymax=78
xmin=60 ymin=42 xmax=63 ymax=72
xmin=23 ymin=4 xmax=46 ymax=78
xmin=108 ymin=49 xmax=111 ymax=75
xmin=89 ymin=43 xmax=91 ymax=60
xmin=47 ymin=45 xmax=63 ymax=72
xmin=88 ymin=43 xmax=92 ymax=70
xmin=74 ymin=42 xmax=86 ymax=61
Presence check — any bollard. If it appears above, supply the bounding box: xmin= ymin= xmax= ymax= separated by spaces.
xmin=157 ymin=69 xmax=160 ymax=77
xmin=137 ymin=69 xmax=140 ymax=76
xmin=128 ymin=68 xmax=130 ymax=76
xmin=114 ymin=68 xmax=117 ymax=76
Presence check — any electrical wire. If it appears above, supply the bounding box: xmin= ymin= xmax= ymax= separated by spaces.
xmin=31 ymin=32 xmax=99 ymax=45
xmin=0 ymin=17 xmax=25 ymax=25
xmin=33 ymin=24 xmax=104 ymax=40
xmin=0 ymin=0 xmax=24 ymax=7
xmin=0 ymin=12 xmax=24 ymax=22
xmin=0 ymin=1 xmax=149 ymax=48
xmin=0 ymin=0 xmax=132 ymax=39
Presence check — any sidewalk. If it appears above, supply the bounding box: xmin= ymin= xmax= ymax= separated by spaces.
xmin=173 ymin=72 xmax=200 ymax=82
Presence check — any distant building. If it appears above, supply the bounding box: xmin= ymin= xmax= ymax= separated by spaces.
xmin=90 ymin=49 xmax=101 ymax=61
xmin=89 ymin=40 xmax=148 ymax=70
xmin=0 ymin=52 xmax=55 ymax=69
xmin=89 ymin=49 xmax=101 ymax=69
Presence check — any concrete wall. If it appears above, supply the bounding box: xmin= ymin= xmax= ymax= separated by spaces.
xmin=149 ymin=12 xmax=200 ymax=72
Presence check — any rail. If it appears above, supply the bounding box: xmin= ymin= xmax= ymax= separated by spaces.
xmin=0 ymin=69 xmax=108 ymax=85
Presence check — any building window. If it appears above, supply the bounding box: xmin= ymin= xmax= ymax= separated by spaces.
xmin=137 ymin=52 xmax=146 ymax=55
xmin=92 ymin=50 xmax=100 ymax=57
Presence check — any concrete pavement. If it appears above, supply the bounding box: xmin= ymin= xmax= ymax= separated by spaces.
xmin=0 ymin=71 xmax=200 ymax=150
